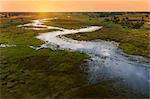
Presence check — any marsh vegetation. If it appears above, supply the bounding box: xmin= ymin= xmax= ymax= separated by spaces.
xmin=0 ymin=12 xmax=149 ymax=98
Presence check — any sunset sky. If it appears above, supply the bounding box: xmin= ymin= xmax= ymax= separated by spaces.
xmin=0 ymin=0 xmax=149 ymax=12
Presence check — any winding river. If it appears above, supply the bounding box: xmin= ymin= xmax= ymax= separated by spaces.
xmin=19 ymin=18 xmax=150 ymax=97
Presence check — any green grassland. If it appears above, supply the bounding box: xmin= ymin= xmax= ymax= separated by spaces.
xmin=0 ymin=18 xmax=58 ymax=46
xmin=44 ymin=15 xmax=101 ymax=29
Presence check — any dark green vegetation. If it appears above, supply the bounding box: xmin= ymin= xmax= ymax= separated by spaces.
xmin=61 ymin=80 xmax=144 ymax=99
xmin=108 ymin=14 xmax=149 ymax=29
xmin=0 ymin=46 xmax=88 ymax=98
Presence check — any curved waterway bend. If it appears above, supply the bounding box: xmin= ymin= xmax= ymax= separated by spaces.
xmin=21 ymin=19 xmax=150 ymax=96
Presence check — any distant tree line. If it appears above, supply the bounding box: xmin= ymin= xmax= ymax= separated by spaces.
xmin=105 ymin=15 xmax=148 ymax=29
xmin=0 ymin=12 xmax=37 ymax=18
xmin=81 ymin=12 xmax=149 ymax=29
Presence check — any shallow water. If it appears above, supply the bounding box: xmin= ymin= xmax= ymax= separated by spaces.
xmin=0 ymin=44 xmax=16 ymax=48
xmin=21 ymin=19 xmax=150 ymax=96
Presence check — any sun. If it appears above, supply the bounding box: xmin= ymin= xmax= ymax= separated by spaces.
xmin=34 ymin=2 xmax=52 ymax=12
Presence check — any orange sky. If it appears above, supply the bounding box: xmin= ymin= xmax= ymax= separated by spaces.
xmin=0 ymin=0 xmax=149 ymax=12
